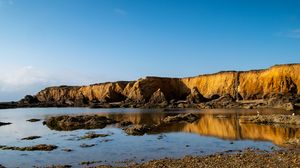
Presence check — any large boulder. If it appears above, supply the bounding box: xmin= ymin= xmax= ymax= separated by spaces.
xmin=187 ymin=87 xmax=206 ymax=103
xmin=43 ymin=115 xmax=117 ymax=131
xmin=149 ymin=89 xmax=167 ymax=104
xmin=123 ymin=124 xmax=152 ymax=136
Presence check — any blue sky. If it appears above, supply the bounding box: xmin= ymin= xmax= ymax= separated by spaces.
xmin=0 ymin=0 xmax=299 ymax=101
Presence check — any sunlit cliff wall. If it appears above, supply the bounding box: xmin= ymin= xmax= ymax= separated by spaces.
xmin=34 ymin=64 xmax=300 ymax=103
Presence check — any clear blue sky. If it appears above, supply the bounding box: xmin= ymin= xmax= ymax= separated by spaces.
xmin=0 ymin=0 xmax=299 ymax=101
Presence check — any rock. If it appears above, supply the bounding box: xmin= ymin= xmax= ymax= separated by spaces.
xmin=0 ymin=164 xmax=5 ymax=168
xmin=0 ymin=122 xmax=11 ymax=127
xmin=123 ymin=125 xmax=152 ymax=136
xmin=62 ymin=148 xmax=73 ymax=152
xmin=149 ymin=89 xmax=167 ymax=104
xmin=80 ymin=143 xmax=96 ymax=148
xmin=177 ymin=103 xmax=185 ymax=108
xmin=0 ymin=144 xmax=57 ymax=151
xmin=283 ymin=102 xmax=295 ymax=111
xmin=120 ymin=121 xmax=133 ymax=127
xmin=159 ymin=101 xmax=169 ymax=108
xmin=26 ymin=118 xmax=41 ymax=122
xmin=187 ymin=87 xmax=206 ymax=103
xmin=239 ymin=115 xmax=300 ymax=125
xmin=98 ymin=149 xmax=300 ymax=168
xmin=197 ymin=94 xmax=238 ymax=109
xmin=19 ymin=95 xmax=39 ymax=104
xmin=163 ymin=113 xmax=199 ymax=123
xmin=44 ymin=165 xmax=72 ymax=168
xmin=44 ymin=115 xmax=117 ymax=131
xmin=21 ymin=136 xmax=41 ymax=140
xmin=80 ymin=133 xmax=110 ymax=139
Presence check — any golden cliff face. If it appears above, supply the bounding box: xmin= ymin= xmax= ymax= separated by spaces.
xmin=181 ymin=71 xmax=237 ymax=99
xmin=238 ymin=64 xmax=300 ymax=99
xmin=36 ymin=82 xmax=130 ymax=103
xmin=34 ymin=64 xmax=300 ymax=103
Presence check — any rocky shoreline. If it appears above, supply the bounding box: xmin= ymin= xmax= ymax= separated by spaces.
xmin=1 ymin=92 xmax=299 ymax=111
xmin=94 ymin=148 xmax=300 ymax=168
xmin=0 ymin=64 xmax=300 ymax=111
xmin=15 ymin=149 xmax=299 ymax=168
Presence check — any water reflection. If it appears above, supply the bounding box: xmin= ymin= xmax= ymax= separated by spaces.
xmin=99 ymin=110 xmax=300 ymax=146
xmin=0 ymin=108 xmax=298 ymax=167
xmin=183 ymin=114 xmax=300 ymax=146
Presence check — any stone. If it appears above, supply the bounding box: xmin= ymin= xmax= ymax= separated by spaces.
xmin=187 ymin=87 xmax=206 ymax=103
xmin=149 ymin=89 xmax=167 ymax=104
xmin=123 ymin=125 xmax=152 ymax=136
xmin=43 ymin=115 xmax=117 ymax=131
xmin=0 ymin=122 xmax=11 ymax=127
xmin=21 ymin=136 xmax=41 ymax=140
xmin=0 ymin=144 xmax=57 ymax=151
xmin=163 ymin=113 xmax=199 ymax=123
xmin=26 ymin=118 xmax=41 ymax=122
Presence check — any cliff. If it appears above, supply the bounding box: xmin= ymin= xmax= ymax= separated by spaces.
xmin=16 ymin=63 xmax=300 ymax=109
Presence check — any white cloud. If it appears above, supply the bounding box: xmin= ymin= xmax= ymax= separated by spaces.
xmin=0 ymin=66 xmax=52 ymax=101
xmin=114 ymin=8 xmax=127 ymax=16
xmin=0 ymin=66 xmax=49 ymax=92
xmin=0 ymin=66 xmax=104 ymax=101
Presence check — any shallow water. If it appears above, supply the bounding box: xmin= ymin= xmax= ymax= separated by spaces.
xmin=0 ymin=108 xmax=299 ymax=167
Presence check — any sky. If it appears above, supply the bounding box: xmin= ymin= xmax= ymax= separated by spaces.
xmin=0 ymin=0 xmax=299 ymax=101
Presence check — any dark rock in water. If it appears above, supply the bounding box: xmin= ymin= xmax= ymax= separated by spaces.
xmin=80 ymin=133 xmax=110 ymax=139
xmin=44 ymin=165 xmax=72 ymax=168
xmin=123 ymin=125 xmax=152 ymax=136
xmin=43 ymin=115 xmax=117 ymax=131
xmin=120 ymin=121 xmax=133 ymax=127
xmin=163 ymin=113 xmax=199 ymax=123
xmin=0 ymin=164 xmax=5 ymax=168
xmin=21 ymin=136 xmax=41 ymax=140
xmin=26 ymin=118 xmax=41 ymax=122
xmin=0 ymin=144 xmax=57 ymax=151
xmin=62 ymin=148 xmax=73 ymax=152
xmin=0 ymin=122 xmax=11 ymax=127
xmin=80 ymin=143 xmax=96 ymax=148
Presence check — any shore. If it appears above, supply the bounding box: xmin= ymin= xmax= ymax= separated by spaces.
xmin=94 ymin=149 xmax=300 ymax=168
xmin=38 ymin=148 xmax=300 ymax=168
xmin=1 ymin=95 xmax=300 ymax=112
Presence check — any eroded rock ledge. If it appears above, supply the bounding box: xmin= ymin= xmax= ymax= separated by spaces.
xmin=3 ymin=63 xmax=300 ymax=110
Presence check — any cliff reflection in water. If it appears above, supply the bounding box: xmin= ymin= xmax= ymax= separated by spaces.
xmin=183 ymin=114 xmax=300 ymax=146
xmin=103 ymin=112 xmax=300 ymax=146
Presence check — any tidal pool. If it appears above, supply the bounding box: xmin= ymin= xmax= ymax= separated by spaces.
xmin=0 ymin=108 xmax=298 ymax=167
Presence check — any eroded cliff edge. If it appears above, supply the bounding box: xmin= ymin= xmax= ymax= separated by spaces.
xmin=2 ymin=63 xmax=300 ymax=110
